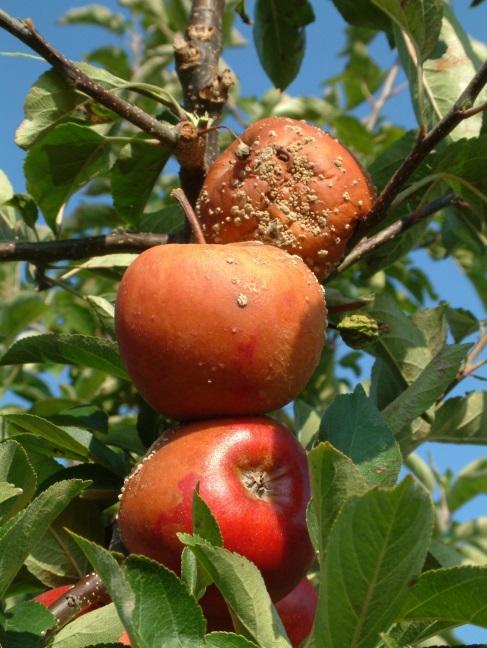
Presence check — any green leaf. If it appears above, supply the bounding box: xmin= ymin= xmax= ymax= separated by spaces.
xmin=330 ymin=0 xmax=392 ymax=31
xmin=332 ymin=115 xmax=375 ymax=154
xmin=182 ymin=487 xmax=223 ymax=599
xmin=87 ymin=46 xmax=132 ymax=80
xmin=368 ymin=131 xmax=418 ymax=191
xmin=383 ymin=619 xmax=456 ymax=646
xmin=73 ymin=534 xmax=207 ymax=648
xmin=111 ymin=137 xmax=170 ymax=224
xmin=400 ymin=566 xmax=487 ymax=628
xmin=1 ymin=600 xmax=56 ymax=648
xmin=180 ymin=535 xmax=291 ymax=648
xmin=124 ymin=555 xmax=206 ymax=648
xmin=0 ymin=439 xmax=37 ymax=519
xmin=293 ymin=400 xmax=321 ymax=448
xmin=371 ymin=0 xmax=443 ymax=62
xmin=0 ymin=169 xmax=14 ymax=205
xmin=7 ymin=192 xmax=39 ymax=230
xmin=382 ymin=344 xmax=470 ymax=443
xmin=411 ymin=305 xmax=448 ymax=358
xmin=430 ymin=392 xmax=487 ymax=444
xmin=51 ymin=603 xmax=124 ymax=648
xmin=25 ymin=124 xmax=110 ymax=231
xmin=308 ymin=443 xmax=368 ymax=559
xmin=205 ymin=633 xmax=259 ymax=648
xmin=369 ymin=294 xmax=432 ymax=387
xmin=58 ymin=4 xmax=128 ymax=34
xmin=320 ymin=386 xmax=401 ymax=487
xmin=4 ymin=413 xmax=127 ymax=477
xmin=0 ymin=333 xmax=127 ymax=380
xmin=0 ymin=481 xmax=21 ymax=503
xmin=4 ymin=413 xmax=91 ymax=459
xmin=140 ymin=205 xmax=184 ymax=234
xmin=253 ymin=0 xmax=314 ymax=90
xmin=0 ymin=292 xmax=48 ymax=345
xmin=192 ymin=488 xmax=223 ymax=548
xmin=446 ymin=458 xmax=487 ymax=512
xmin=310 ymin=478 xmax=434 ymax=648
xmin=70 ymin=533 xmax=136 ymax=633
xmin=16 ymin=64 xmax=126 ymax=149
xmin=25 ymin=498 xmax=105 ymax=587
xmin=0 ymin=479 xmax=87 ymax=598
xmin=395 ymin=4 xmax=486 ymax=139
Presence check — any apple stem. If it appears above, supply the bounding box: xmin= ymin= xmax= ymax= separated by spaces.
xmin=171 ymin=188 xmax=207 ymax=244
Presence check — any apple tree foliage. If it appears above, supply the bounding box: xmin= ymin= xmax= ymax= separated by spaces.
xmin=0 ymin=0 xmax=486 ymax=646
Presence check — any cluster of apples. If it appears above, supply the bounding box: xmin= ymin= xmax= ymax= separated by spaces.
xmin=35 ymin=118 xmax=373 ymax=646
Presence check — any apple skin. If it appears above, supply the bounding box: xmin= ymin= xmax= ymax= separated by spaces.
xmin=115 ymin=242 xmax=326 ymax=421
xmin=119 ymin=630 xmax=130 ymax=645
xmin=197 ymin=116 xmax=374 ymax=279
xmin=34 ymin=584 xmax=72 ymax=607
xmin=275 ymin=577 xmax=318 ymax=647
xmin=118 ymin=417 xmax=314 ymax=601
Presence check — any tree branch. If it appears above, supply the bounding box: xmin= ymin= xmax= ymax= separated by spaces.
xmin=363 ymin=58 xmax=487 ymax=229
xmin=175 ymin=0 xmax=234 ymax=206
xmin=0 ymin=9 xmax=179 ymax=148
xmin=335 ymin=192 xmax=455 ymax=275
xmin=0 ymin=232 xmax=168 ymax=265
xmin=44 ymin=573 xmax=108 ymax=636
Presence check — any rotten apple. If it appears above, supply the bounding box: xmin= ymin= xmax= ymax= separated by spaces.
xmin=118 ymin=417 xmax=313 ymax=601
xmin=197 ymin=116 xmax=374 ymax=279
xmin=115 ymin=242 xmax=326 ymax=421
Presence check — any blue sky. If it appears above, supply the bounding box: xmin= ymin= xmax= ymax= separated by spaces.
xmin=0 ymin=1 xmax=486 ymax=643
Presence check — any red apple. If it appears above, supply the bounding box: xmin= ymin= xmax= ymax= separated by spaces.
xmin=115 ymin=242 xmax=326 ymax=421
xmin=34 ymin=584 xmax=73 ymax=607
xmin=119 ymin=630 xmax=131 ymax=645
xmin=197 ymin=116 xmax=374 ymax=279
xmin=275 ymin=578 xmax=318 ymax=647
xmin=118 ymin=417 xmax=313 ymax=601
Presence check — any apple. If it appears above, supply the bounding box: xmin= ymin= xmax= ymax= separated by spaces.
xmin=275 ymin=577 xmax=318 ymax=647
xmin=118 ymin=417 xmax=313 ymax=601
xmin=197 ymin=116 xmax=374 ymax=279
xmin=34 ymin=584 xmax=73 ymax=607
xmin=115 ymin=242 xmax=326 ymax=421
xmin=204 ymin=577 xmax=318 ymax=647
xmin=119 ymin=630 xmax=130 ymax=645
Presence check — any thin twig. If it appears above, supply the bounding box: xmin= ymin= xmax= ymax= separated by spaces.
xmin=0 ymin=9 xmax=179 ymax=148
xmin=335 ymin=192 xmax=455 ymax=275
xmin=440 ymin=328 xmax=487 ymax=401
xmin=0 ymin=232 xmax=168 ymax=265
xmin=363 ymin=58 xmax=487 ymax=230
xmin=364 ymin=62 xmax=400 ymax=131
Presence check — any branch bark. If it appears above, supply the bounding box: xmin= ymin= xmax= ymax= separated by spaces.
xmin=0 ymin=232 xmax=168 ymax=265
xmin=0 ymin=10 xmax=180 ymax=148
xmin=335 ymin=192 xmax=455 ymax=275
xmin=362 ymin=58 xmax=487 ymax=230
xmin=45 ymin=573 xmax=108 ymax=636
xmin=175 ymin=0 xmax=233 ymax=206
